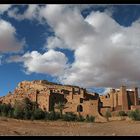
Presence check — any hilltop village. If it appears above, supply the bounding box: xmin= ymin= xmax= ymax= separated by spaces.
xmin=0 ymin=80 xmax=140 ymax=120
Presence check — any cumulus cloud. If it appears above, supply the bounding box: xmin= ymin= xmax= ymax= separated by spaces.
xmin=7 ymin=5 xmax=140 ymax=89
xmin=38 ymin=5 xmax=140 ymax=88
xmin=45 ymin=36 xmax=67 ymax=49
xmin=0 ymin=4 xmax=11 ymax=14
xmin=0 ymin=19 xmax=25 ymax=53
xmin=7 ymin=5 xmax=40 ymax=21
xmin=39 ymin=5 xmax=95 ymax=50
xmin=8 ymin=49 xmax=68 ymax=76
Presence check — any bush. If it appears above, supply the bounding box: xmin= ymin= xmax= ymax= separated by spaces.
xmin=76 ymin=115 xmax=85 ymax=122
xmin=32 ymin=108 xmax=45 ymax=120
xmin=86 ymin=115 xmax=95 ymax=122
xmin=31 ymin=114 xmax=35 ymax=121
xmin=8 ymin=108 xmax=14 ymax=118
xmin=62 ymin=112 xmax=77 ymax=121
xmin=105 ymin=109 xmax=111 ymax=121
xmin=13 ymin=108 xmax=24 ymax=119
xmin=118 ymin=111 xmax=127 ymax=116
xmin=128 ymin=109 xmax=140 ymax=121
xmin=0 ymin=104 xmax=12 ymax=117
xmin=23 ymin=109 xmax=32 ymax=120
xmin=46 ymin=111 xmax=60 ymax=120
xmin=46 ymin=111 xmax=55 ymax=120
xmin=55 ymin=112 xmax=61 ymax=120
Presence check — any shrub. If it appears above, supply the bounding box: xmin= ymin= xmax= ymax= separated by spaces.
xmin=31 ymin=114 xmax=35 ymax=121
xmin=8 ymin=109 xmax=14 ymax=118
xmin=23 ymin=109 xmax=32 ymax=120
xmin=46 ymin=111 xmax=55 ymax=120
xmin=46 ymin=111 xmax=60 ymax=120
xmin=0 ymin=104 xmax=12 ymax=117
xmin=62 ymin=112 xmax=77 ymax=121
xmin=54 ymin=112 xmax=61 ymax=120
xmin=86 ymin=115 xmax=95 ymax=122
xmin=32 ymin=108 xmax=45 ymax=120
xmin=105 ymin=109 xmax=111 ymax=121
xmin=13 ymin=108 xmax=24 ymax=119
xmin=118 ymin=111 xmax=127 ymax=116
xmin=76 ymin=115 xmax=85 ymax=122
xmin=128 ymin=109 xmax=140 ymax=121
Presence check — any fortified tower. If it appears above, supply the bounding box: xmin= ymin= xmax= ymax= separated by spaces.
xmin=110 ymin=88 xmax=115 ymax=111
xmin=133 ymin=87 xmax=139 ymax=105
xmin=120 ymin=85 xmax=129 ymax=110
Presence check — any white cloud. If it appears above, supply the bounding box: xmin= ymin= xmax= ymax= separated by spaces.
xmin=0 ymin=4 xmax=11 ymax=14
xmin=8 ymin=5 xmax=40 ymax=21
xmin=7 ymin=5 xmax=140 ymax=89
xmin=45 ymin=36 xmax=67 ymax=49
xmin=8 ymin=50 xmax=68 ymax=76
xmin=38 ymin=5 xmax=140 ymax=88
xmin=0 ymin=19 xmax=24 ymax=53
xmin=39 ymin=5 xmax=95 ymax=50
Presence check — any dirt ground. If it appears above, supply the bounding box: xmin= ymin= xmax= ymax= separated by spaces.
xmin=0 ymin=117 xmax=140 ymax=136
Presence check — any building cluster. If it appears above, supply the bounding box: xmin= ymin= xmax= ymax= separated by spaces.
xmin=0 ymin=80 xmax=140 ymax=119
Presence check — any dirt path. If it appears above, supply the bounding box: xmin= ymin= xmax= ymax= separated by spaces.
xmin=0 ymin=117 xmax=140 ymax=136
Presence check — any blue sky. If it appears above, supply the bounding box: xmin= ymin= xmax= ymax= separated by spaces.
xmin=0 ymin=4 xmax=140 ymax=96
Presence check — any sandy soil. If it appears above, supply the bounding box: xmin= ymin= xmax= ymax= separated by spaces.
xmin=0 ymin=117 xmax=140 ymax=136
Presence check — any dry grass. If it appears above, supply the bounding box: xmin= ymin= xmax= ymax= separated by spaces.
xmin=0 ymin=117 xmax=139 ymax=136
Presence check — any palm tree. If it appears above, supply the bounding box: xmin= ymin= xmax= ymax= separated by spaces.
xmin=55 ymin=102 xmax=65 ymax=117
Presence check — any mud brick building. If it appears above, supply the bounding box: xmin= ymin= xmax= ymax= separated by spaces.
xmin=0 ymin=80 xmax=101 ymax=118
xmin=0 ymin=80 xmax=140 ymax=119
xmin=99 ymin=86 xmax=140 ymax=115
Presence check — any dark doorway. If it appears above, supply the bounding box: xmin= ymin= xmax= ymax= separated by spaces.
xmin=77 ymin=105 xmax=83 ymax=112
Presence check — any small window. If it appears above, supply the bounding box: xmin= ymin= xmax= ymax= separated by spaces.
xmin=80 ymin=98 xmax=83 ymax=103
